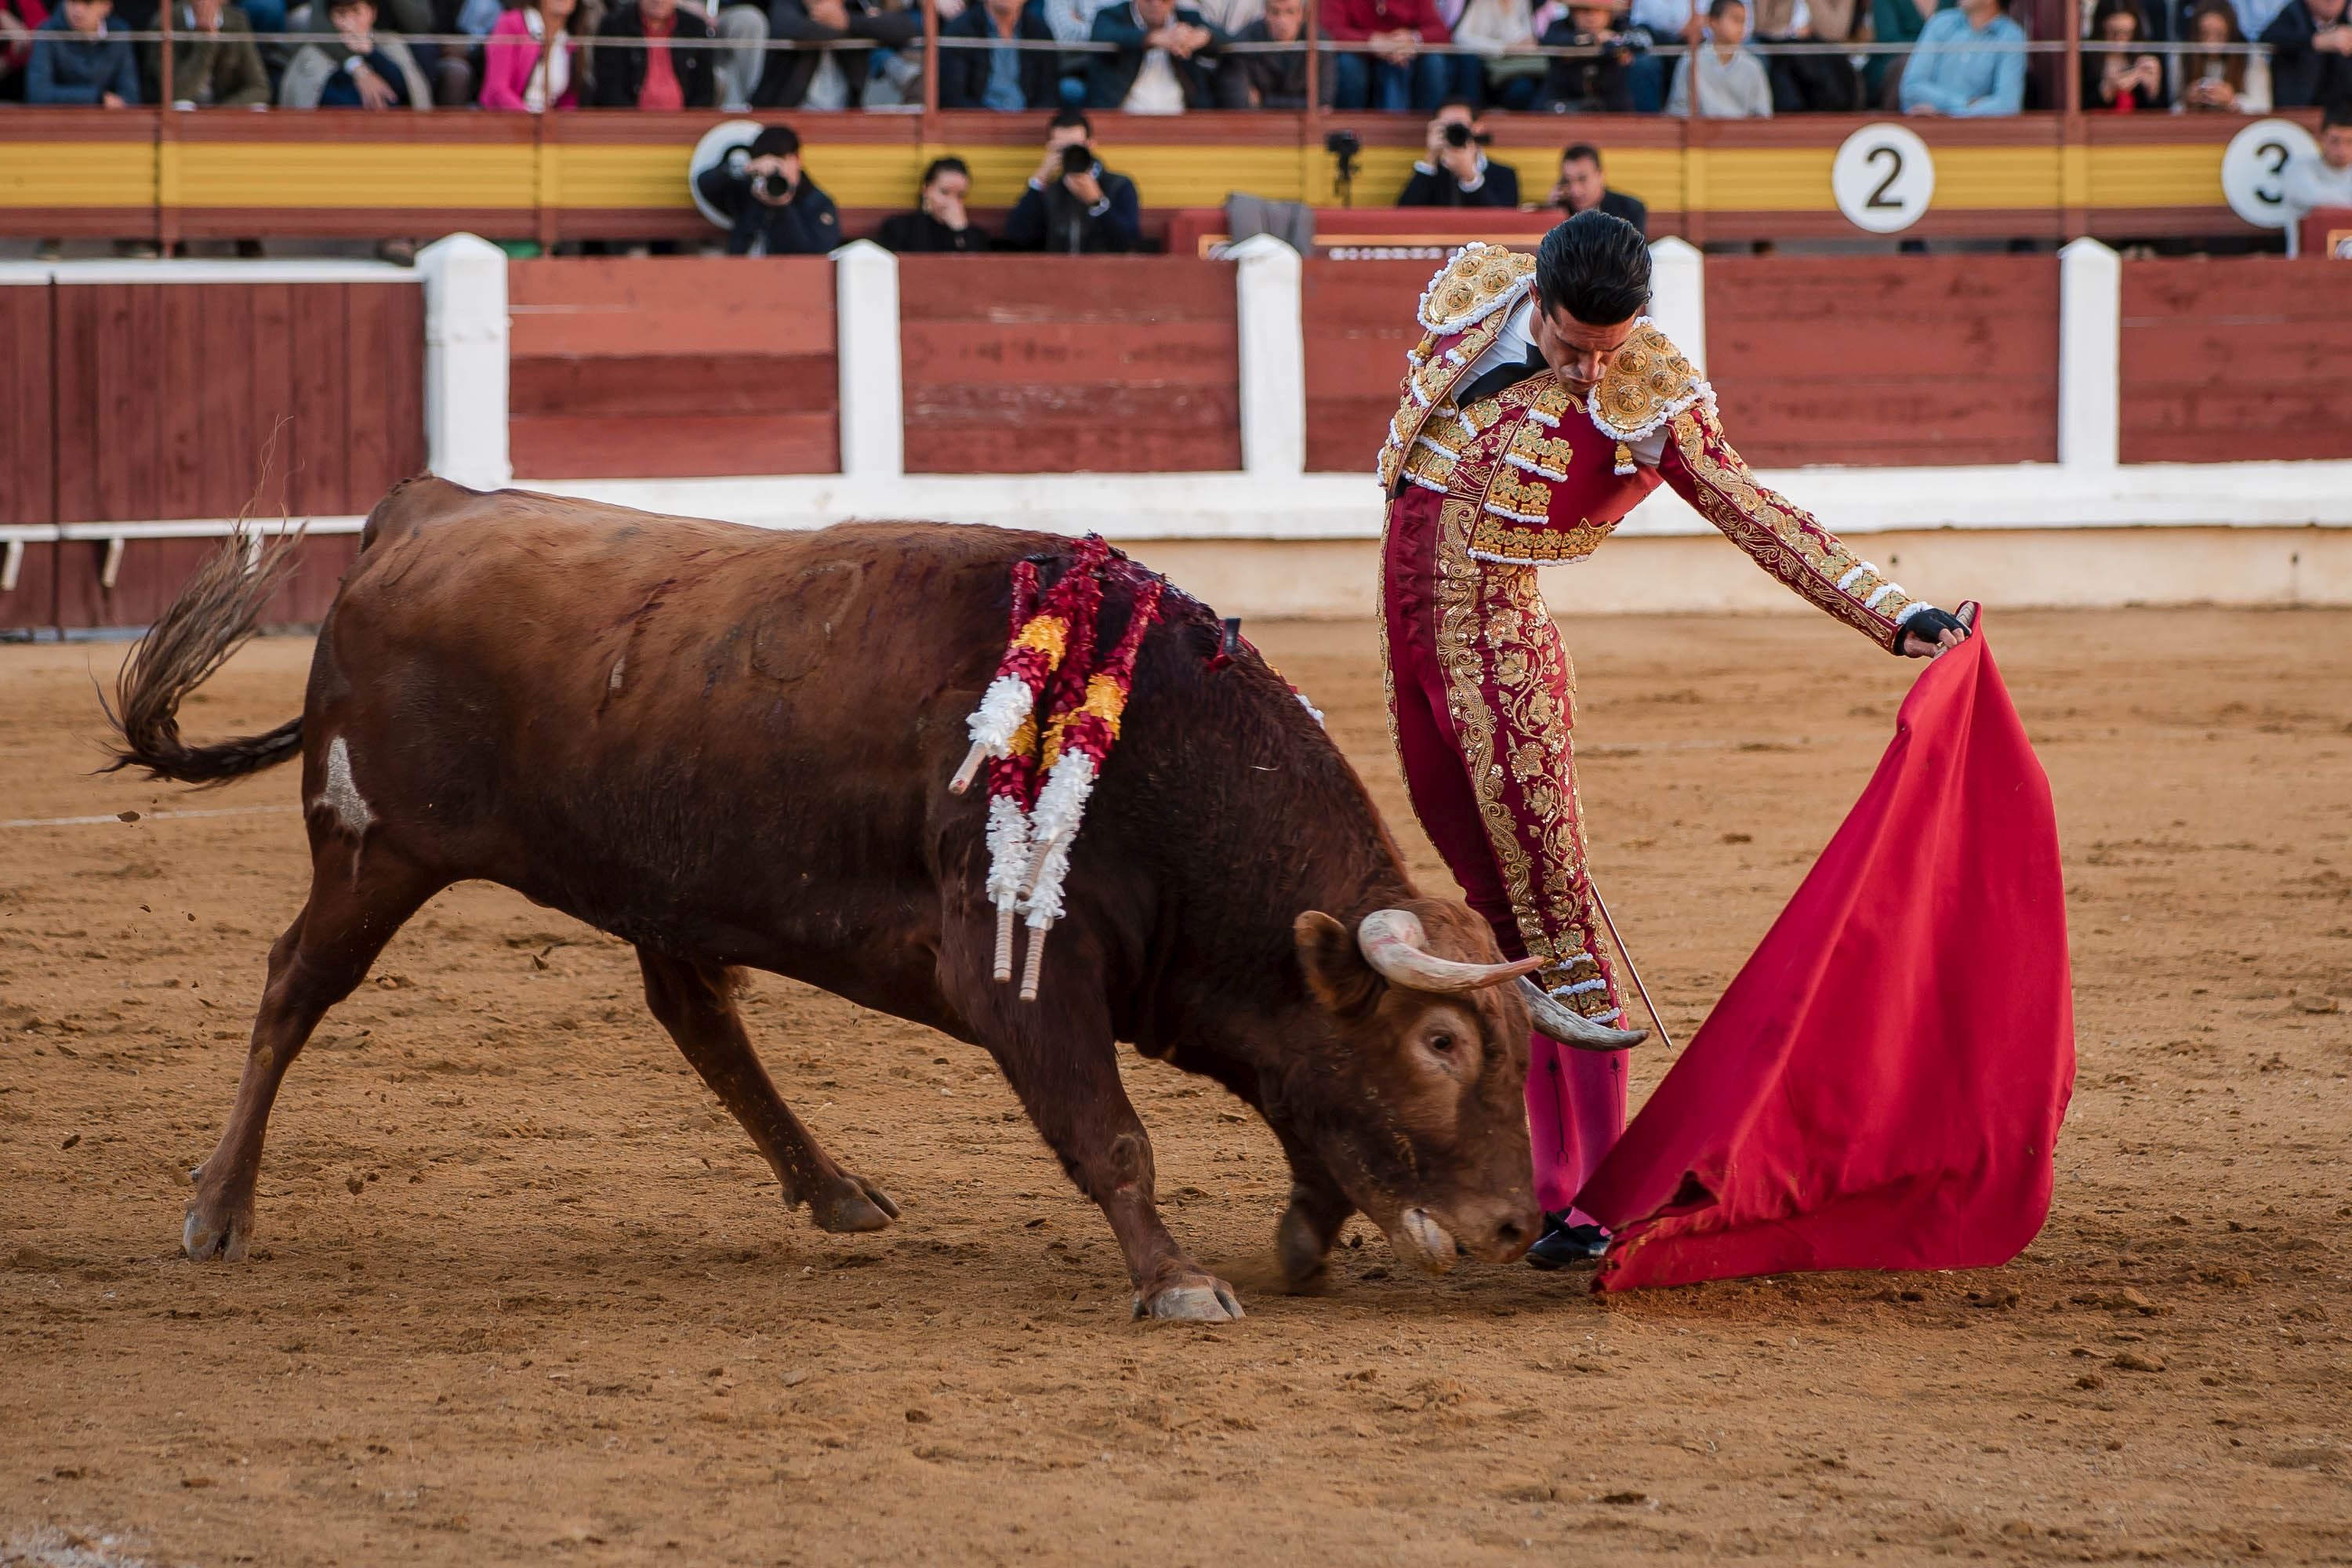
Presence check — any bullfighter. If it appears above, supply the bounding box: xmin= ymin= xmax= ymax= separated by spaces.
xmin=1377 ymin=212 xmax=1973 ymax=1269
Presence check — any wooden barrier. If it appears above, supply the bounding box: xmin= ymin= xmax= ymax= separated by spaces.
xmin=898 ymin=256 xmax=1242 ymax=474
xmin=2119 ymin=259 xmax=2352 ymax=466
xmin=508 ymin=256 xmax=839 ymax=480
xmin=1301 ymin=259 xmax=1428 ymax=475
xmin=1705 ymin=256 xmax=2060 ymax=469
xmin=0 ymin=289 xmax=54 ymax=528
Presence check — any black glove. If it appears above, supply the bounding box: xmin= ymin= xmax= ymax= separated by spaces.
xmin=1897 ymin=605 xmax=1970 ymax=654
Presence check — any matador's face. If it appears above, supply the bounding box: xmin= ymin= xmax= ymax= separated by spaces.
xmin=1532 ymin=303 xmax=1639 ymax=399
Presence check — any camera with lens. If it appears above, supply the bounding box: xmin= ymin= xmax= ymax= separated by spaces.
xmin=1323 ymin=129 xmax=1362 ymax=162
xmin=1441 ymin=122 xmax=1492 ymax=149
xmin=752 ymin=170 xmax=792 ymax=201
xmin=1060 ymin=143 xmax=1095 ymax=177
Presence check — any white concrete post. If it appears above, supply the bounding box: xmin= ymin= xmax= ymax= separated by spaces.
xmin=415 ymin=234 xmax=511 ymax=491
xmin=2058 ymin=237 xmax=2122 ymax=470
xmin=1227 ymin=234 xmax=1306 ymax=480
xmin=832 ymin=239 xmax=904 ymax=482
xmin=1646 ymin=237 xmax=1707 ymax=376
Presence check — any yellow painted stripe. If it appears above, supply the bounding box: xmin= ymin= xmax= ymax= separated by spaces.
xmin=2085 ymin=143 xmax=2226 ymax=209
xmin=1933 ymin=146 xmax=2063 ymax=209
xmin=0 ymin=141 xmax=156 ymax=208
xmin=1692 ymin=147 xmax=1834 ymax=212
xmin=173 ymin=143 xmax=537 ymax=209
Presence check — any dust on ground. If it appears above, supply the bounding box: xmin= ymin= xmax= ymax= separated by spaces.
xmin=1 ymin=609 xmax=2347 ymax=1566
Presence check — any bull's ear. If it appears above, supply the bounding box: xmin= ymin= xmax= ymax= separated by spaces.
xmin=1294 ymin=911 xmax=1382 ymax=1019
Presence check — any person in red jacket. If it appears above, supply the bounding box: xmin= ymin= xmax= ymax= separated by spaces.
xmin=1323 ymin=0 xmax=1463 ymax=109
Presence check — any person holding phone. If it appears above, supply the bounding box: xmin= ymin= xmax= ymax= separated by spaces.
xmin=696 ymin=122 xmax=843 ymax=256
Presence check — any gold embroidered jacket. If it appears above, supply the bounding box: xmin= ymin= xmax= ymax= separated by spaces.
xmin=1377 ymin=243 xmax=1931 ymax=652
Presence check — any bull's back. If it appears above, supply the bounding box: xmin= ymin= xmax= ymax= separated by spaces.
xmin=317 ymin=483 xmax=1035 ymax=971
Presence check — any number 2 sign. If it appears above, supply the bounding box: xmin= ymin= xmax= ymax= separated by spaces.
xmin=2220 ymin=118 xmax=2321 ymax=229
xmin=1832 ymin=124 xmax=1937 ymax=234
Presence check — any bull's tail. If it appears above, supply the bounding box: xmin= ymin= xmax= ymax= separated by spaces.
xmin=102 ymin=527 xmax=308 ymax=785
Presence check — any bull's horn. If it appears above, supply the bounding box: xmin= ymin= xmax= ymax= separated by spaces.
xmin=1518 ymin=976 xmax=1649 ymax=1051
xmin=1356 ymin=909 xmax=1543 ymax=994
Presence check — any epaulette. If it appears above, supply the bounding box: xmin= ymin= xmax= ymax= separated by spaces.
xmin=1416 ymin=242 xmax=1537 ymax=336
xmin=1588 ymin=318 xmax=1714 ymax=467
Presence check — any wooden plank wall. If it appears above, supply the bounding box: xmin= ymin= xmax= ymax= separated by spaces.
xmin=49 ymin=282 xmax=425 ymax=523
xmin=1 ymin=289 xmax=54 ymax=528
xmin=2119 ymin=260 xmax=2352 ymax=466
xmin=898 ymin=256 xmax=1242 ymax=474
xmin=507 ymin=257 xmax=839 ymax=481
xmin=1705 ymin=256 xmax=2060 ymax=468
xmin=1301 ymin=259 xmax=1428 ymax=474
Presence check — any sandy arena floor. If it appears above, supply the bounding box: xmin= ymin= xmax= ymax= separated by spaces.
xmin=1 ymin=608 xmax=2347 ymax=1567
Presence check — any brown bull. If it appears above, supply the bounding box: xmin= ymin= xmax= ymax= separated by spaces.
xmin=109 ymin=479 xmax=1610 ymax=1320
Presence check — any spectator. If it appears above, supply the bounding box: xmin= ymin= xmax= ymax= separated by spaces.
xmin=2232 ymin=0 xmax=2290 ymax=39
xmin=697 ymin=122 xmax=842 ymax=254
xmin=2 ymin=0 xmax=47 ymax=103
xmin=2084 ymin=0 xmax=2166 ymax=107
xmin=1224 ymin=0 xmax=1320 ymax=105
xmin=1549 ymin=141 xmax=1648 ymax=232
xmin=878 ymin=156 xmax=991 ymax=251
xmin=1454 ymin=0 xmax=1546 ymax=104
xmin=281 ymin=0 xmax=429 ymax=103
xmin=2180 ymin=0 xmax=2270 ymax=108
xmin=25 ymin=0 xmax=137 ymax=102
xmin=144 ymin=0 xmax=268 ymax=104
xmin=1004 ymin=107 xmax=1141 ymax=252
xmin=1087 ymin=0 xmax=1238 ymax=110
xmin=1537 ymin=0 xmax=1646 ymax=111
xmin=1898 ymin=0 xmax=2025 ymax=114
xmin=1399 ymin=99 xmax=1522 ymax=205
xmin=1627 ymin=0 xmax=1700 ymax=106
xmin=1866 ymin=0 xmax=1940 ymax=105
xmin=2281 ymin=101 xmax=2352 ymax=253
xmin=1667 ymin=0 xmax=1772 ymax=112
xmin=939 ymin=0 xmax=1058 ymax=107
xmin=481 ymin=0 xmax=579 ymax=107
xmin=2260 ymin=0 xmax=2352 ymax=107
xmin=708 ymin=2 xmax=768 ymax=107
xmin=593 ymin=0 xmax=715 ymax=107
xmin=1751 ymin=0 xmax=1858 ymax=108
xmin=753 ymin=0 xmax=918 ymax=107
xmin=1324 ymin=0 xmax=1453 ymax=110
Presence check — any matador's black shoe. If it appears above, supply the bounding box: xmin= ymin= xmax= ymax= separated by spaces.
xmin=1524 ymin=1212 xmax=1611 ymax=1270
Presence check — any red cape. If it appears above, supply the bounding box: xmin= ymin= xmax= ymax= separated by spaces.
xmin=1577 ymin=614 xmax=2074 ymax=1291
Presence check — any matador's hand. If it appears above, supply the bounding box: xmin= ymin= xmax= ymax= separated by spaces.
xmin=1899 ymin=605 xmax=1973 ymax=658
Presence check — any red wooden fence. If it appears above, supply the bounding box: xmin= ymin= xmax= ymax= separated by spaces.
xmin=1301 ymin=259 xmax=1428 ymax=475
xmin=507 ymin=256 xmax=840 ymax=481
xmin=2119 ymin=259 xmax=2352 ymax=466
xmin=898 ymin=256 xmax=1243 ymax=474
xmin=1704 ymin=256 xmax=2061 ymax=469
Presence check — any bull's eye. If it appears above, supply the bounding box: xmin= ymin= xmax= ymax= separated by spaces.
xmin=1428 ymin=1032 xmax=1457 ymax=1054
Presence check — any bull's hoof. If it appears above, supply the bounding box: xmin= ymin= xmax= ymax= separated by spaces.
xmin=1134 ymin=1276 xmax=1246 ymax=1323
xmin=808 ymin=1172 xmax=898 ymax=1233
xmin=1276 ymin=1200 xmax=1341 ymax=1293
xmin=183 ymin=1189 xmax=254 ymax=1262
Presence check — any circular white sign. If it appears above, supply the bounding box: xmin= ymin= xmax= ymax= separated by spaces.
xmin=2221 ymin=118 xmax=2321 ymax=229
xmin=688 ymin=118 xmax=768 ymax=230
xmin=1832 ymin=124 xmax=1936 ymax=235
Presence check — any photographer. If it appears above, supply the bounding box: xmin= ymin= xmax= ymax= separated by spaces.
xmin=1004 ymin=107 xmax=1142 ymax=253
xmin=1397 ymin=99 xmax=1520 ymax=208
xmin=1548 ymin=141 xmax=1647 ymax=233
xmin=1537 ymin=0 xmax=1646 ymax=111
xmin=696 ymin=123 xmax=843 ymax=256
xmin=877 ymin=156 xmax=991 ymax=252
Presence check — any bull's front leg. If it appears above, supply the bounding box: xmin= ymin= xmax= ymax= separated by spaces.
xmin=1269 ymin=1126 xmax=1355 ymax=1292
xmin=993 ymin=1034 xmax=1243 ymax=1323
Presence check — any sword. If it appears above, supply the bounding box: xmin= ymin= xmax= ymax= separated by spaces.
xmin=1590 ymin=879 xmax=1675 ymax=1054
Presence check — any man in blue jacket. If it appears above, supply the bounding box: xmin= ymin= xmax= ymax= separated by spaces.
xmin=1004 ymin=108 xmax=1143 ymax=252
xmin=940 ymin=0 xmax=1060 ymax=107
xmin=1087 ymin=0 xmax=1243 ymax=108
xmin=1896 ymin=0 xmax=2026 ymax=114
xmin=28 ymin=0 xmax=140 ymax=103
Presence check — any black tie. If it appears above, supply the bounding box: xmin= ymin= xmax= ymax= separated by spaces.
xmin=1455 ymin=347 xmax=1552 ymax=409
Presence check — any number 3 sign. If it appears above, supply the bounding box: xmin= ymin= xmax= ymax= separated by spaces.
xmin=1832 ymin=124 xmax=1936 ymax=234
xmin=2220 ymin=118 xmax=2321 ymax=228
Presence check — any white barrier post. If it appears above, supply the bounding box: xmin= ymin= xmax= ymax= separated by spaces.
xmin=1228 ymin=234 xmax=1307 ymax=480
xmin=833 ymin=239 xmax=905 ymax=482
xmin=2059 ymin=237 xmax=2122 ymax=470
xmin=1646 ymin=237 xmax=1707 ymax=376
xmin=416 ymin=234 xmax=511 ymax=491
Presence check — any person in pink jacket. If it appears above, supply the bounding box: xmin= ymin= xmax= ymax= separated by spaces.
xmin=479 ymin=0 xmax=579 ymax=109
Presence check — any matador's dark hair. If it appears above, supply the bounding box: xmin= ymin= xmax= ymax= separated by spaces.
xmin=1535 ymin=209 xmax=1650 ymax=327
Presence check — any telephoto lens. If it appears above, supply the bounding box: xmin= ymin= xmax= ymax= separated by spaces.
xmin=1061 ymin=144 xmax=1094 ymax=176
xmin=1443 ymin=122 xmax=1474 ymax=148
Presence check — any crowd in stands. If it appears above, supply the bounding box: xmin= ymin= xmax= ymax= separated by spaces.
xmin=5 ymin=0 xmax=2348 ymax=117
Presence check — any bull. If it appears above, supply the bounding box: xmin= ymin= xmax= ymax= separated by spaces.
xmin=108 ymin=480 xmax=1623 ymax=1320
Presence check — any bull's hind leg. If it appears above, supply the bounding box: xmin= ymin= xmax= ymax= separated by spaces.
xmin=633 ymin=949 xmax=899 ymax=1233
xmin=185 ymin=849 xmax=442 ymax=1261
